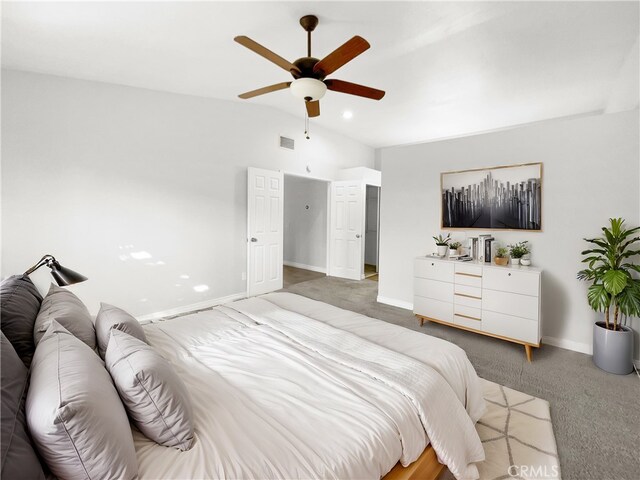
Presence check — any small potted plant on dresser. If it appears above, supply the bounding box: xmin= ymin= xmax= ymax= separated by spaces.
xmin=433 ymin=234 xmax=451 ymax=257
xmin=449 ymin=241 xmax=462 ymax=257
xmin=494 ymin=247 xmax=509 ymax=266
xmin=578 ymin=218 xmax=640 ymax=375
xmin=508 ymin=241 xmax=530 ymax=265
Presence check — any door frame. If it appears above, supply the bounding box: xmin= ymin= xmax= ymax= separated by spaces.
xmin=364 ymin=184 xmax=382 ymax=274
xmin=282 ymin=171 xmax=331 ymax=276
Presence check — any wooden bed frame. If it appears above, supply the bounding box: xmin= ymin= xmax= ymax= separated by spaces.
xmin=383 ymin=445 xmax=446 ymax=480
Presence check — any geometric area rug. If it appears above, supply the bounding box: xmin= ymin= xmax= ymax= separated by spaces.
xmin=476 ymin=379 xmax=561 ymax=480
xmin=442 ymin=379 xmax=561 ymax=480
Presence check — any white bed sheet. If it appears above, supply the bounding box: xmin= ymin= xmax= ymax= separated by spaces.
xmin=135 ymin=293 xmax=485 ymax=480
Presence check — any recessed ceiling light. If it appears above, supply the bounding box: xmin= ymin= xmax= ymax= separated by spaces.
xmin=342 ymin=110 xmax=353 ymax=120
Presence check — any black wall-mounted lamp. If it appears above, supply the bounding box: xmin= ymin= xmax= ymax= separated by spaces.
xmin=24 ymin=254 xmax=88 ymax=286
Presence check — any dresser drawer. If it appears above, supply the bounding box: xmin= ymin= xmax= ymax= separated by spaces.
xmin=483 ymin=268 xmax=539 ymax=296
xmin=415 ymin=259 xmax=454 ymax=283
xmin=454 ymin=304 xmax=482 ymax=320
xmin=483 ymin=289 xmax=539 ymax=321
xmin=483 ymin=310 xmax=539 ymax=344
xmin=454 ymin=271 xmax=482 ymax=288
xmin=455 ymin=263 xmax=483 ymax=277
xmin=414 ymin=278 xmax=454 ymax=303
xmin=454 ymin=284 xmax=482 ymax=299
xmin=454 ymin=293 xmax=481 ymax=309
xmin=414 ymin=296 xmax=453 ymax=323
xmin=454 ymin=313 xmax=482 ymax=331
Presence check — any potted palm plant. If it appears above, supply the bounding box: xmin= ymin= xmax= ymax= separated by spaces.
xmin=578 ymin=218 xmax=640 ymax=374
xmin=433 ymin=234 xmax=451 ymax=257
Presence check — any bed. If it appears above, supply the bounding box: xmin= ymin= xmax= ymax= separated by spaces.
xmin=134 ymin=292 xmax=486 ymax=480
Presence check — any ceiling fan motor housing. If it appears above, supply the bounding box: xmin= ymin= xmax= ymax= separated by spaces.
xmin=291 ymin=57 xmax=324 ymax=80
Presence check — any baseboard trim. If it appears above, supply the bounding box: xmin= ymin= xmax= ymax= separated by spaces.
xmin=376 ymin=295 xmax=413 ymax=310
xmin=283 ymin=261 xmax=327 ymax=274
xmin=542 ymin=336 xmax=591 ymax=355
xmin=136 ymin=292 xmax=247 ymax=323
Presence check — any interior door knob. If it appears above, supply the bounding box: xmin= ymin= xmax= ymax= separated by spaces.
xmin=356 ymin=234 xmax=361 ymax=238
xmin=250 ymin=237 xmax=258 ymax=242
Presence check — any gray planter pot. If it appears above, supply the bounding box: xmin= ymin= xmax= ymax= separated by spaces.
xmin=592 ymin=322 xmax=634 ymax=375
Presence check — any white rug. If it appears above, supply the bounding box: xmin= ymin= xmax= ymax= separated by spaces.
xmin=443 ymin=379 xmax=561 ymax=480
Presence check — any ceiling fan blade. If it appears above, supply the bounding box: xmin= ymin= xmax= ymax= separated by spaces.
xmin=325 ymin=79 xmax=385 ymax=100
xmin=306 ymin=100 xmax=320 ymax=117
xmin=313 ymin=36 xmax=370 ymax=77
xmin=238 ymin=82 xmax=291 ymax=99
xmin=234 ymin=36 xmax=301 ymax=75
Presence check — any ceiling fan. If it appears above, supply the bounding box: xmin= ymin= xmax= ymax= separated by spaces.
xmin=234 ymin=15 xmax=385 ymax=118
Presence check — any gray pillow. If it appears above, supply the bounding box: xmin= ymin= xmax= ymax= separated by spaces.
xmin=0 ymin=274 xmax=42 ymax=367
xmin=33 ymin=284 xmax=96 ymax=350
xmin=26 ymin=321 xmax=137 ymax=480
xmin=95 ymin=302 xmax=147 ymax=360
xmin=1 ymin=332 xmax=45 ymax=480
xmin=106 ymin=328 xmax=195 ymax=451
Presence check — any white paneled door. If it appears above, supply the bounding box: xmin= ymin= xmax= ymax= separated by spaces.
xmin=329 ymin=181 xmax=364 ymax=280
xmin=247 ymin=168 xmax=283 ymax=296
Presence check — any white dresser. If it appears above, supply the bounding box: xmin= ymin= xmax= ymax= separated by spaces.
xmin=413 ymin=257 xmax=542 ymax=361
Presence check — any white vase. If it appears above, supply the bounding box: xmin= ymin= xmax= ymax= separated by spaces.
xmin=448 ymin=249 xmax=458 ymax=257
xmin=520 ymin=259 xmax=531 ymax=266
xmin=512 ymin=258 xmax=520 ymax=265
xmin=437 ymin=245 xmax=448 ymax=257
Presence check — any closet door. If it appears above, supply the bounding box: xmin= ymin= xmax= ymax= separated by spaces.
xmin=329 ymin=181 xmax=364 ymax=280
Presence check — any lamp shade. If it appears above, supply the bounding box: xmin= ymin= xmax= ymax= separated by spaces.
xmin=49 ymin=260 xmax=88 ymax=286
xmin=290 ymin=78 xmax=327 ymax=101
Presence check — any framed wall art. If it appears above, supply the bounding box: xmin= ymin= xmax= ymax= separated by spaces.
xmin=441 ymin=162 xmax=542 ymax=231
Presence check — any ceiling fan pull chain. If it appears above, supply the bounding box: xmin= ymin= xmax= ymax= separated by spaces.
xmin=304 ymin=109 xmax=310 ymax=140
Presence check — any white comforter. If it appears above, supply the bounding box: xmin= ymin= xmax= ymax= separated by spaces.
xmin=136 ymin=293 xmax=485 ymax=480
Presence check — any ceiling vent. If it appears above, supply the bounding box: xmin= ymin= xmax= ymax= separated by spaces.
xmin=279 ymin=136 xmax=295 ymax=150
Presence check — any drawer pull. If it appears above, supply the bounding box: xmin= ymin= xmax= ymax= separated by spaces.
xmin=431 ymin=263 xmax=435 ymax=266
xmin=455 ymin=293 xmax=482 ymax=300
xmin=508 ymin=273 xmax=512 ymax=276
xmin=455 ymin=272 xmax=482 ymax=278
xmin=455 ymin=313 xmax=481 ymax=321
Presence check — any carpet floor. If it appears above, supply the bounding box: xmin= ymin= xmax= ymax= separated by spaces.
xmin=282 ymin=276 xmax=640 ymax=480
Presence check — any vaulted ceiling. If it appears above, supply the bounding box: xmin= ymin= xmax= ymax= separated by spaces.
xmin=2 ymin=1 xmax=638 ymax=147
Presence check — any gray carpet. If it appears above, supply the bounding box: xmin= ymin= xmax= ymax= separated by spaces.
xmin=282 ymin=276 xmax=640 ymax=480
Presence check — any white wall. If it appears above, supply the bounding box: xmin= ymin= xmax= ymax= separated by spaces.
xmin=283 ymin=176 xmax=328 ymax=272
xmin=378 ymin=110 xmax=640 ymax=358
xmin=1 ymin=70 xmax=374 ymax=316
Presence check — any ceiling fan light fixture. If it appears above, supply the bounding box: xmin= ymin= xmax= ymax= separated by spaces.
xmin=290 ymin=78 xmax=327 ymax=101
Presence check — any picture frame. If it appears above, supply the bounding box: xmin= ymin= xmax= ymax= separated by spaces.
xmin=441 ymin=162 xmax=543 ymax=231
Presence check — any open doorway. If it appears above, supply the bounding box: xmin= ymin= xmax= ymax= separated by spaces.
xmin=364 ymin=185 xmax=380 ymax=281
xmin=283 ymin=174 xmax=330 ymax=288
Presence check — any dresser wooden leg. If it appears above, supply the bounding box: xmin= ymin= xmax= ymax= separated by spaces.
xmin=419 ymin=317 xmax=424 ymax=326
xmin=524 ymin=344 xmax=533 ymax=362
